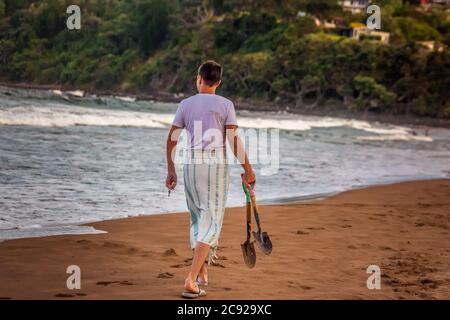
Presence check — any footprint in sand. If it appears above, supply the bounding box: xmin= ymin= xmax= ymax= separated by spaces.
xmin=416 ymin=222 xmax=425 ymax=227
xmin=170 ymin=263 xmax=185 ymax=268
xmin=210 ymin=261 xmax=225 ymax=268
xmin=306 ymin=227 xmax=325 ymax=231
xmin=171 ymin=258 xmax=193 ymax=268
xmin=128 ymin=247 xmax=137 ymax=253
xmin=55 ymin=293 xmax=74 ymax=298
xmin=348 ymin=245 xmax=357 ymax=249
xmin=163 ymin=248 xmax=177 ymax=256
xmin=157 ymin=272 xmax=174 ymax=279
xmin=96 ymin=280 xmax=135 ymax=286
xmin=420 ymin=278 xmax=440 ymax=287
xmin=295 ymin=230 xmax=309 ymax=235
xmin=288 ymin=281 xmax=312 ymax=290
xmin=341 ymin=224 xmax=352 ymax=228
xmin=418 ymin=203 xmax=431 ymax=208
xmin=300 ymin=285 xmax=312 ymax=290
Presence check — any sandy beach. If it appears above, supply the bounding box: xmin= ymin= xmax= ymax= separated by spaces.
xmin=0 ymin=179 xmax=449 ymax=300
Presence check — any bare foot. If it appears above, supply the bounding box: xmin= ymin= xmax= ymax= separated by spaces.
xmin=184 ymin=277 xmax=200 ymax=293
xmin=197 ymin=263 xmax=208 ymax=285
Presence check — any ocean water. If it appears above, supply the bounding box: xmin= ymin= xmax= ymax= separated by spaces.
xmin=1 ymin=86 xmax=449 ymax=240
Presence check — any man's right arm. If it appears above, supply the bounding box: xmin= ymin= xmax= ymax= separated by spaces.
xmin=166 ymin=125 xmax=182 ymax=190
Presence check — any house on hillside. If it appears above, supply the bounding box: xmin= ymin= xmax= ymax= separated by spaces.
xmin=411 ymin=0 xmax=450 ymax=7
xmin=419 ymin=0 xmax=450 ymax=4
xmin=334 ymin=23 xmax=390 ymax=44
xmin=339 ymin=0 xmax=371 ymax=14
xmin=418 ymin=41 xmax=446 ymax=52
xmin=352 ymin=26 xmax=390 ymax=44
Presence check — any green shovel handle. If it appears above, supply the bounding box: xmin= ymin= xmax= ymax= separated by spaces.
xmin=242 ymin=182 xmax=251 ymax=203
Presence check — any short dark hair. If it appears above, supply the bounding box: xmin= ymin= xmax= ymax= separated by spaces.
xmin=198 ymin=60 xmax=222 ymax=86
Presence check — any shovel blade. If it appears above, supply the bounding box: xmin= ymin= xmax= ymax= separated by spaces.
xmin=241 ymin=240 xmax=256 ymax=268
xmin=253 ymin=231 xmax=273 ymax=255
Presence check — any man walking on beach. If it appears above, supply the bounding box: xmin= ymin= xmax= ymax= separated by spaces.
xmin=166 ymin=60 xmax=255 ymax=298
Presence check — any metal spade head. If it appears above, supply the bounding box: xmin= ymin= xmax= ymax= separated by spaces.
xmin=252 ymin=231 xmax=272 ymax=255
xmin=241 ymin=240 xmax=256 ymax=268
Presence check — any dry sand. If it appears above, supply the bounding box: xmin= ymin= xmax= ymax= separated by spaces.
xmin=0 ymin=179 xmax=449 ymax=300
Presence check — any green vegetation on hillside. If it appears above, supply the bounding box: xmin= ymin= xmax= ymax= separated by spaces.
xmin=0 ymin=0 xmax=449 ymax=118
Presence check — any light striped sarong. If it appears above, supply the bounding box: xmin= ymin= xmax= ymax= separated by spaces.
xmin=183 ymin=149 xmax=230 ymax=263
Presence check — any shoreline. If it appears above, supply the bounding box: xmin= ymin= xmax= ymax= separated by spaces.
xmin=1 ymin=179 xmax=449 ymax=299
xmin=2 ymin=176 xmax=448 ymax=242
xmin=2 ymin=82 xmax=450 ymax=129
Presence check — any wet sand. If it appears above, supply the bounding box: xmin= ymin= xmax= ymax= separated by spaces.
xmin=0 ymin=179 xmax=449 ymax=299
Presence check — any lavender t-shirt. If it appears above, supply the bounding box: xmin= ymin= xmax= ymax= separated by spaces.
xmin=172 ymin=93 xmax=237 ymax=150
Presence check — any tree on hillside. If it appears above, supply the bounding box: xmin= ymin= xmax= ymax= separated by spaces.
xmin=0 ymin=1 xmax=5 ymax=18
xmin=303 ymin=0 xmax=341 ymax=19
xmin=352 ymin=75 xmax=396 ymax=111
xmin=136 ymin=0 xmax=171 ymax=56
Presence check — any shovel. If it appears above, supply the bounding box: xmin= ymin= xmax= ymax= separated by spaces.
xmin=242 ymin=174 xmax=273 ymax=256
xmin=241 ymin=190 xmax=256 ymax=268
xmin=251 ymin=203 xmax=273 ymax=255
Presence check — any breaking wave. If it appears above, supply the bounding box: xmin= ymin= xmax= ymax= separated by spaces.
xmin=0 ymin=104 xmax=431 ymax=141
